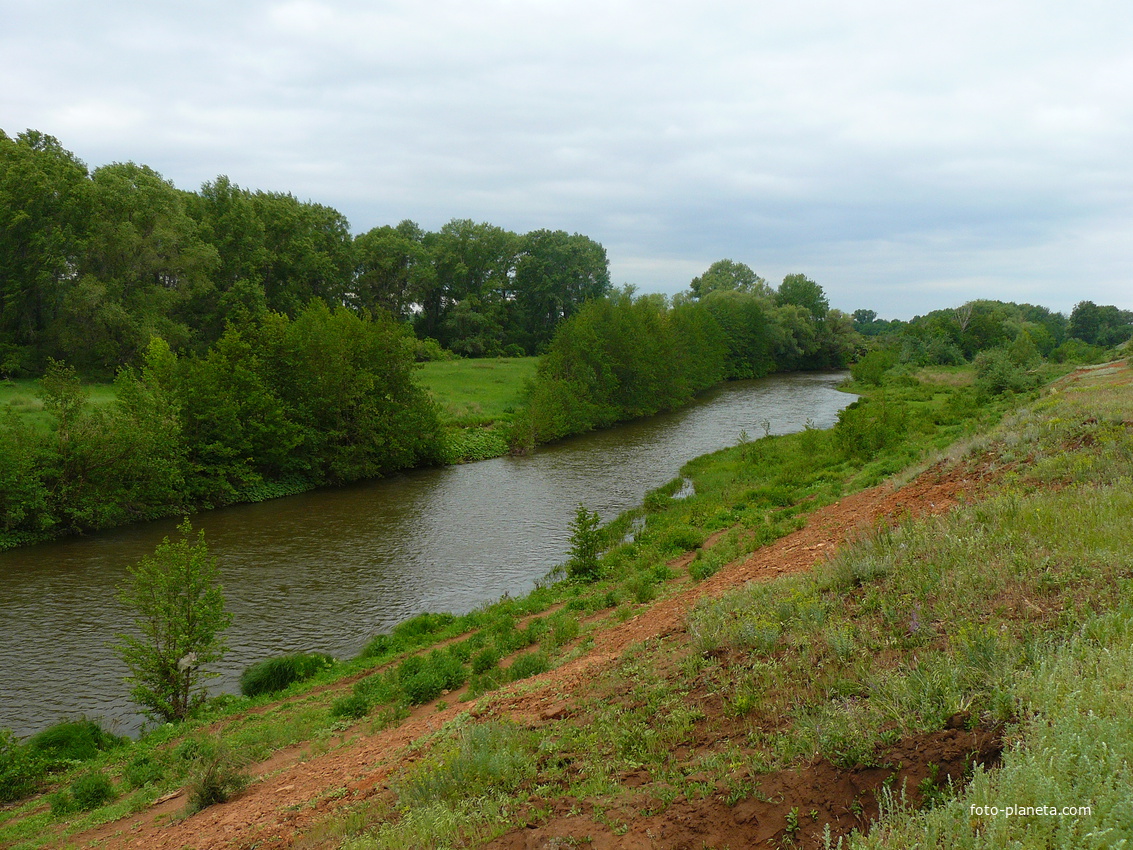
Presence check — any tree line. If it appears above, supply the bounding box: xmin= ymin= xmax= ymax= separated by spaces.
xmin=517 ymin=268 xmax=860 ymax=444
xmin=0 ymin=302 xmax=441 ymax=548
xmin=0 ymin=130 xmax=610 ymax=378
xmin=851 ymin=298 xmax=1133 ymax=368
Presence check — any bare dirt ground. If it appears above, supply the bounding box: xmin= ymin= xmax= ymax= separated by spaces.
xmin=67 ymin=459 xmax=987 ymax=850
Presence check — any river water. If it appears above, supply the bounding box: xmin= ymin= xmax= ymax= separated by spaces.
xmin=0 ymin=372 xmax=853 ymax=738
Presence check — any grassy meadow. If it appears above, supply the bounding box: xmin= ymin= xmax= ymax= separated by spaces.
xmin=0 ymin=378 xmax=117 ymax=430
xmin=416 ymin=357 xmax=537 ymax=427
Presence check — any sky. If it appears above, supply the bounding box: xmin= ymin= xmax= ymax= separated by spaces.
xmin=2 ymin=0 xmax=1131 ymax=319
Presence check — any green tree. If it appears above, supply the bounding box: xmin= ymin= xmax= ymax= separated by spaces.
xmin=776 ymin=273 xmax=828 ymax=321
xmin=567 ymin=503 xmax=603 ymax=581
xmin=512 ymin=229 xmax=611 ymax=353
xmin=114 ymin=519 xmax=231 ymax=723
xmin=0 ymin=130 xmax=92 ymax=372
xmin=688 ymin=259 xmax=769 ymax=299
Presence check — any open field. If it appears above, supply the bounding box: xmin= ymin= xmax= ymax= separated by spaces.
xmin=0 ymin=379 xmax=117 ymax=430
xmin=417 ymin=357 xmax=538 ymax=426
xmin=3 ymin=361 xmax=1132 ymax=849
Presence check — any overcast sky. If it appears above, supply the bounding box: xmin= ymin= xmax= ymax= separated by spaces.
xmin=3 ymin=0 xmax=1131 ymax=318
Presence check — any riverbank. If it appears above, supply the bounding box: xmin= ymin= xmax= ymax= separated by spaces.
xmin=0 ymin=372 xmax=854 ymax=739
xmin=9 ymin=361 xmax=1131 ymax=848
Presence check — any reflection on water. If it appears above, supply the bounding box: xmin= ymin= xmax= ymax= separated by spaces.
xmin=0 ymin=372 xmax=853 ymax=736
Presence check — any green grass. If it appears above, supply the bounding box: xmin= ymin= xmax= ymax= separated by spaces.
xmin=7 ymin=362 xmax=1130 ymax=849
xmin=417 ymin=357 xmax=537 ymax=427
xmin=0 ymin=378 xmax=116 ymax=430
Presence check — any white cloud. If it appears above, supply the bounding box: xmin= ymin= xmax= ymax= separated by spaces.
xmin=2 ymin=0 xmax=1132 ymax=317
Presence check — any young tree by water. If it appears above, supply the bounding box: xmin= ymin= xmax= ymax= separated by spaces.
xmin=114 ymin=519 xmax=231 ymax=723
xmin=567 ymin=503 xmax=603 ymax=581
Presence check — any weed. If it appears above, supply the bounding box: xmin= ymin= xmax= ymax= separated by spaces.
xmin=507 ymin=651 xmax=551 ymax=682
xmin=70 ymin=770 xmax=116 ymax=811
xmin=185 ymin=739 xmax=249 ymax=813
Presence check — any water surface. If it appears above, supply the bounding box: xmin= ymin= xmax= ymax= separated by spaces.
xmin=0 ymin=372 xmax=853 ymax=736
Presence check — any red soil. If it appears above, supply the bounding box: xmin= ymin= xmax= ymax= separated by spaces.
xmin=67 ymin=460 xmax=988 ymax=850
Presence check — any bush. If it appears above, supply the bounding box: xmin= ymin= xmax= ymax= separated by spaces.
xmin=71 ymin=770 xmax=116 ymax=810
xmin=974 ymin=348 xmax=1039 ymax=395
xmin=354 ymin=671 xmax=398 ymax=705
xmin=25 ymin=719 xmax=124 ymax=765
xmin=1049 ymin=338 xmax=1108 ymax=364
xmin=0 ymin=730 xmax=45 ymax=803
xmin=414 ymin=337 xmax=458 ymax=362
xmin=239 ymin=652 xmax=335 ymax=698
xmin=850 ymin=348 xmax=898 ymax=385
xmin=834 ymin=397 xmax=909 ymax=460
xmin=124 ymin=753 xmax=165 ymax=789
xmin=471 ymin=647 xmax=501 ymax=674
xmin=689 ymin=551 xmax=724 ymax=582
xmin=567 ymin=503 xmax=604 ymax=581
xmin=656 ymin=525 xmax=704 ymax=555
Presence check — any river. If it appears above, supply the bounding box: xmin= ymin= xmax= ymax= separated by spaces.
xmin=0 ymin=371 xmax=854 ymax=738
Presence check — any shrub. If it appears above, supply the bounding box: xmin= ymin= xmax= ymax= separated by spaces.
xmin=567 ymin=503 xmax=604 ymax=581
xmin=834 ymin=397 xmax=909 ymax=460
xmin=0 ymin=730 xmax=45 ymax=803
xmin=689 ymin=551 xmax=724 ymax=582
xmin=656 ymin=525 xmax=704 ymax=555
xmin=124 ymin=753 xmax=165 ymax=789
xmin=850 ymin=347 xmax=898 ymax=385
xmin=1049 ymin=338 xmax=1108 ymax=364
xmin=25 ymin=718 xmax=124 ymax=765
xmin=71 ymin=770 xmax=116 ymax=810
xmin=974 ymin=348 xmax=1038 ymax=395
xmin=239 ymin=652 xmax=335 ymax=698
xmin=354 ymin=671 xmax=398 ymax=705
xmin=471 ymin=647 xmax=500 ymax=674
xmin=414 ymin=337 xmax=457 ymax=362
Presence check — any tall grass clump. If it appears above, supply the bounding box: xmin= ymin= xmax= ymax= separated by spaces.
xmin=25 ymin=718 xmax=124 ymax=765
xmin=184 ymin=738 xmax=250 ymax=814
xmin=239 ymin=652 xmax=336 ymax=697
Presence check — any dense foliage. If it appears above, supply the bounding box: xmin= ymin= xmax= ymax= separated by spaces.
xmin=0 ymin=130 xmax=610 ymax=377
xmin=518 ymin=274 xmax=861 ymax=444
xmin=0 ymin=301 xmax=443 ymax=548
xmin=852 ymin=298 xmax=1132 ymax=368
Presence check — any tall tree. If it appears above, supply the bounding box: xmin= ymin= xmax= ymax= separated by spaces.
xmin=512 ymin=229 xmax=610 ymax=354
xmin=776 ymin=273 xmax=829 ymax=321
xmin=251 ymin=191 xmax=354 ymax=314
xmin=688 ymin=259 xmax=769 ymax=299
xmin=0 ymin=130 xmax=91 ymax=374
xmin=353 ymin=220 xmax=427 ymax=321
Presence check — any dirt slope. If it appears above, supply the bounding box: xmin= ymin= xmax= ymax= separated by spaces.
xmin=70 ymin=461 xmax=980 ymax=850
